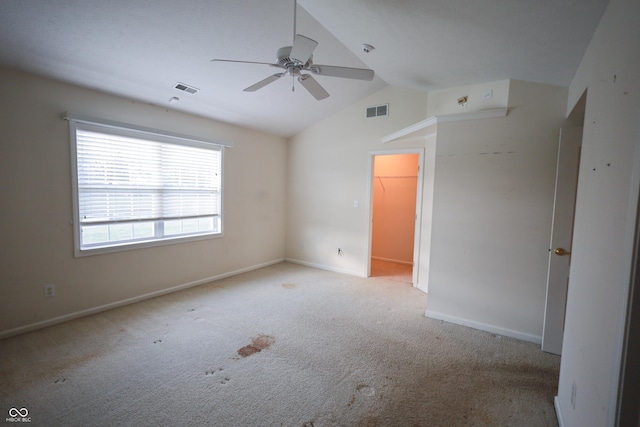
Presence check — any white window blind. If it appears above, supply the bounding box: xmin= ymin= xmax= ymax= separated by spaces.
xmin=70 ymin=118 xmax=224 ymax=255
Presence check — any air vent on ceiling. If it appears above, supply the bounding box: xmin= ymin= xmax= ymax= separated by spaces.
xmin=174 ymin=82 xmax=199 ymax=94
xmin=366 ymin=104 xmax=389 ymax=118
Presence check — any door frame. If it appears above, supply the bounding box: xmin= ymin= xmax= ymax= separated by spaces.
xmin=366 ymin=148 xmax=425 ymax=286
xmin=614 ymin=114 xmax=640 ymax=426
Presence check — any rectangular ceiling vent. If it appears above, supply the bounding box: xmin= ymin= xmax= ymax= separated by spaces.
xmin=174 ymin=82 xmax=199 ymax=94
xmin=366 ymin=104 xmax=389 ymax=119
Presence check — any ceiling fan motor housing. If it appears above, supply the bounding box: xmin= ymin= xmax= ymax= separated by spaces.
xmin=277 ymin=46 xmax=312 ymax=73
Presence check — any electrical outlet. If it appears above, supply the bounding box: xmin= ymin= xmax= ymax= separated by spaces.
xmin=44 ymin=284 xmax=56 ymax=298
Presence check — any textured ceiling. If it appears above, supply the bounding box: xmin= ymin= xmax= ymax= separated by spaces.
xmin=300 ymin=0 xmax=609 ymax=90
xmin=0 ymin=0 xmax=608 ymax=137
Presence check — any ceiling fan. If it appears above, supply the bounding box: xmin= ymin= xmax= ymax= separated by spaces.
xmin=211 ymin=0 xmax=374 ymax=100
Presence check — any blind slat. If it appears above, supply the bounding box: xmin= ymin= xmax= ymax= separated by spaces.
xmin=76 ymin=126 xmax=221 ymax=225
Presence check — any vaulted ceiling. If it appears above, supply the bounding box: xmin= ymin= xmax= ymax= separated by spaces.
xmin=0 ymin=0 xmax=608 ymax=137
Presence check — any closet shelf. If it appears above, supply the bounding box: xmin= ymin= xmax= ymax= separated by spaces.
xmin=381 ymin=108 xmax=508 ymax=144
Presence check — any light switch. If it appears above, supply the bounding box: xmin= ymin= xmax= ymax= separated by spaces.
xmin=353 ymin=200 xmax=359 ymax=208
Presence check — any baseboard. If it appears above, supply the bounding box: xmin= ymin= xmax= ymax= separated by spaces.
xmin=285 ymin=257 xmax=365 ymax=277
xmin=371 ymin=256 xmax=413 ymax=266
xmin=0 ymin=258 xmax=285 ymax=340
xmin=554 ymin=396 xmax=565 ymax=427
xmin=415 ymin=282 xmax=428 ymax=294
xmin=424 ymin=309 xmax=542 ymax=344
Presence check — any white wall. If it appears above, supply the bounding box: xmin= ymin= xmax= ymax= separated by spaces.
xmin=427 ymin=79 xmax=510 ymax=116
xmin=0 ymin=66 xmax=287 ymax=337
xmin=555 ymin=0 xmax=640 ymax=425
xmin=425 ymin=80 xmax=568 ymax=342
xmin=286 ymin=86 xmax=429 ymax=276
xmin=287 ymin=79 xmax=569 ymax=342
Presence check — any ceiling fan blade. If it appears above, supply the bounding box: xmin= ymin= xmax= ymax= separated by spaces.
xmin=290 ymin=34 xmax=318 ymax=65
xmin=309 ymin=65 xmax=374 ymax=81
xmin=244 ymin=73 xmax=285 ymax=92
xmin=212 ymin=59 xmax=278 ymax=67
xmin=298 ymin=74 xmax=329 ymax=100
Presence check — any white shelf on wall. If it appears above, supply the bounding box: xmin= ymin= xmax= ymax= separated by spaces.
xmin=381 ymin=108 xmax=508 ymax=144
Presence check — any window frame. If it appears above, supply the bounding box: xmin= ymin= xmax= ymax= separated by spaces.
xmin=67 ymin=113 xmax=230 ymax=257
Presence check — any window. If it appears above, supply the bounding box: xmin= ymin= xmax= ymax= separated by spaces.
xmin=68 ymin=116 xmax=225 ymax=256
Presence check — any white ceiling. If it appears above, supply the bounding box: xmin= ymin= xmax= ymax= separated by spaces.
xmin=0 ymin=0 xmax=608 ymax=137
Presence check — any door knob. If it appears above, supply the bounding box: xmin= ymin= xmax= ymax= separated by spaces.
xmin=553 ymin=247 xmax=571 ymax=256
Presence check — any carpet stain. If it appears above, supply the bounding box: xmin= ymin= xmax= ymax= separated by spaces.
xmin=404 ymin=359 xmax=557 ymax=426
xmin=282 ymin=283 xmax=296 ymax=289
xmin=2 ymin=347 xmax=104 ymax=394
xmin=237 ymin=334 xmax=275 ymax=358
xmin=204 ymin=367 xmax=230 ymax=384
xmin=357 ymin=415 xmax=379 ymax=426
xmin=205 ymin=367 xmax=224 ymax=377
xmin=347 ymin=394 xmax=356 ymax=407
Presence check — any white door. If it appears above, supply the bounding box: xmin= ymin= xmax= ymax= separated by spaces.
xmin=541 ymin=123 xmax=582 ymax=355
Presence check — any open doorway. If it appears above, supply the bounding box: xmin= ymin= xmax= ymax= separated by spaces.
xmin=369 ymin=152 xmax=421 ymax=284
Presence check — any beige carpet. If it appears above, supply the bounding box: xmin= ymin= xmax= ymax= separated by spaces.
xmin=370 ymin=259 xmax=413 ymax=284
xmin=0 ymin=262 xmax=560 ymax=426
